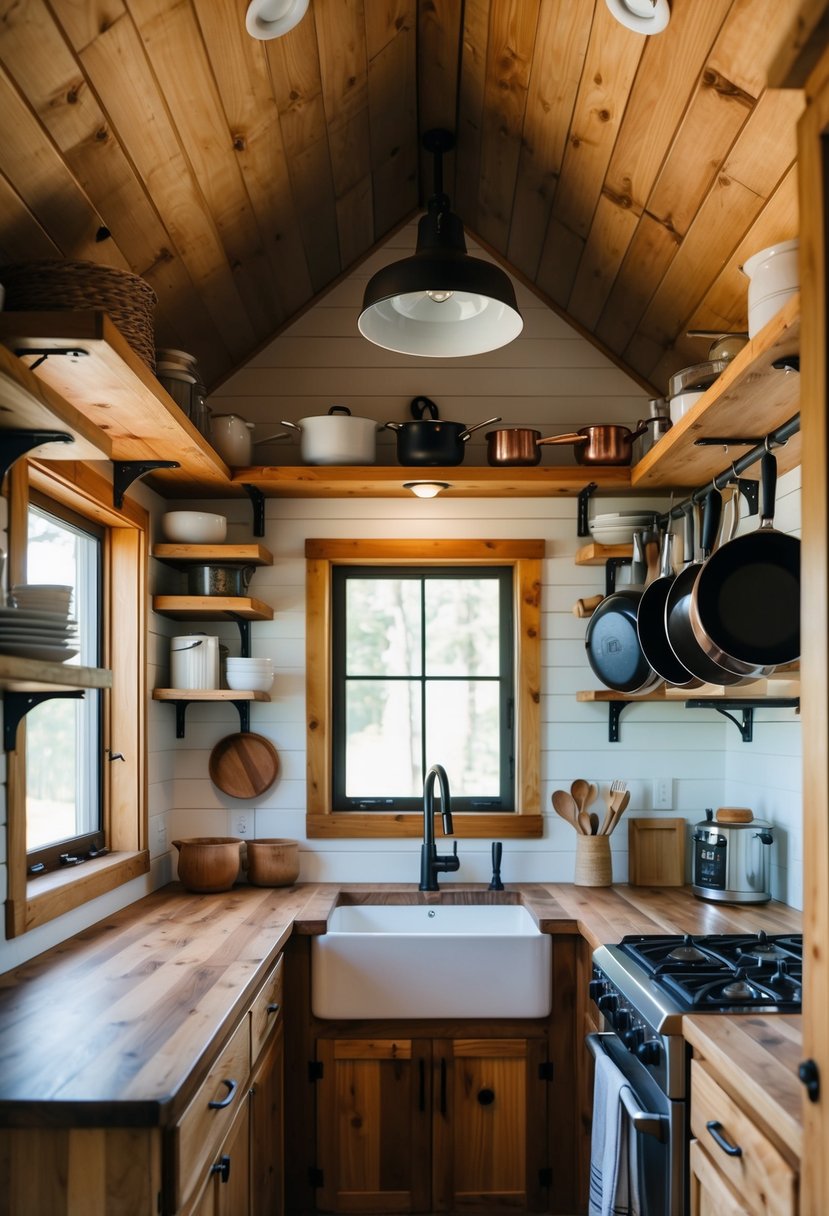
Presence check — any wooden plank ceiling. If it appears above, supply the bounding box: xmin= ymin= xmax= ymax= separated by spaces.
xmin=0 ymin=0 xmax=806 ymax=395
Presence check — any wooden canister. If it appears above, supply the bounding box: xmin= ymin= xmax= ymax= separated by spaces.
xmin=574 ymin=834 xmax=612 ymax=887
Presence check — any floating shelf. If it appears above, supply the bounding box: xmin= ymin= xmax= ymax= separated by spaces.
xmin=577 ymin=688 xmax=800 ymax=742
xmin=574 ymin=543 xmax=634 ymax=566
xmin=0 ymin=654 xmax=112 ymax=693
xmin=151 ymin=595 xmax=273 ymax=621
xmin=230 ymin=465 xmax=632 ymax=498
xmin=152 ymin=543 xmax=274 ymax=566
xmin=152 ymin=688 xmax=270 ymax=737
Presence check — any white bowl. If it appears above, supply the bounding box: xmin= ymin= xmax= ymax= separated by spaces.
xmin=226 ymin=671 xmax=274 ymax=692
xmin=588 ymin=526 xmax=639 ymax=546
xmin=748 ymin=288 xmax=799 ymax=339
xmin=161 ymin=511 xmax=227 ymax=543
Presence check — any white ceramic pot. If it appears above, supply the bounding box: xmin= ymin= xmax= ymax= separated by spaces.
xmin=742 ymin=238 xmax=799 ymax=338
xmin=669 ymin=390 xmax=705 ymax=424
xmin=210 ymin=414 xmax=255 ymax=466
xmin=161 ymin=511 xmax=227 ymax=543
xmin=280 ymin=406 xmax=379 ymax=465
xmin=170 ymin=635 xmax=220 ymax=689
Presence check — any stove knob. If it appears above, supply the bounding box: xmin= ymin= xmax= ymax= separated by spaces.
xmin=588 ymin=980 xmax=605 ymax=1002
xmin=613 ymin=1008 xmax=631 ymax=1032
xmin=597 ymin=993 xmax=618 ymax=1015
xmin=637 ymin=1038 xmax=661 ymax=1066
xmin=623 ymin=1027 xmax=644 ymax=1052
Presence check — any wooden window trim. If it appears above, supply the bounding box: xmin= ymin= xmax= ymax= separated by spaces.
xmin=5 ymin=459 xmax=149 ymax=937
xmin=305 ymin=539 xmax=543 ymax=839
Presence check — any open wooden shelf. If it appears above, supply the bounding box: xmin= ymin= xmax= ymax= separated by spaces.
xmin=229 ymin=465 xmax=632 ymax=497
xmin=574 ymin=543 xmax=634 ymax=565
xmin=0 ymin=654 xmax=113 ymax=693
xmin=0 ymin=342 xmax=111 ymax=463
xmin=152 ymin=543 xmax=274 ymax=565
xmin=153 ymin=689 xmax=270 ymax=703
xmin=631 ymin=294 xmax=801 ymax=489
xmin=152 ymin=595 xmax=273 ymax=621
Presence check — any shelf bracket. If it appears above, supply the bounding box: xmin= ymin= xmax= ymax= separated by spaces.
xmin=112 ymin=460 xmax=180 ymax=509
xmin=736 ymin=477 xmax=759 ymax=517
xmin=684 ymin=698 xmax=800 ymax=742
xmin=608 ymin=701 xmax=631 ymax=743
xmin=772 ymin=355 xmax=799 ymax=374
xmin=1 ymin=430 xmax=74 ymax=483
xmin=227 ymin=614 xmax=252 ymax=656
xmin=4 ymin=690 xmax=84 ymax=752
xmin=14 ymin=347 xmax=90 ymax=372
xmin=605 ymin=557 xmax=631 ymax=597
xmin=241 ymin=484 xmax=266 ymax=538
xmin=171 ymin=697 xmax=251 ymax=739
xmin=576 ymin=482 xmax=598 ymax=538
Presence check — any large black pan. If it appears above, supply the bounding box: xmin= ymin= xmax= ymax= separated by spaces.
xmin=585 ymin=530 xmax=662 ymax=693
xmin=664 ymin=490 xmax=748 ymax=686
xmin=636 ymin=513 xmax=703 ymax=688
xmin=689 ymin=452 xmax=800 ymax=676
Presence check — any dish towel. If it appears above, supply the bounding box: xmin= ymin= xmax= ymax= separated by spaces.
xmin=588 ymin=1048 xmax=642 ymax=1216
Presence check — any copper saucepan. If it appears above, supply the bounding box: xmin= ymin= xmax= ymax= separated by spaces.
xmin=485 ymin=428 xmax=542 ymax=466
xmin=536 ymin=423 xmax=650 ymax=466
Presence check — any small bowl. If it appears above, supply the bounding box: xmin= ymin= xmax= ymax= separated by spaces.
xmin=245 ymin=838 xmax=299 ymax=887
xmin=161 ymin=511 xmax=227 ymax=543
xmin=226 ymin=671 xmax=274 ymax=692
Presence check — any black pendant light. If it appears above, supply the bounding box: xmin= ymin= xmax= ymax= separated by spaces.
xmin=358 ymin=129 xmax=523 ymax=357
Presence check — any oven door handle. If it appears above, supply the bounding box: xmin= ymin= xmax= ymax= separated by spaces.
xmin=585 ymin=1033 xmax=669 ymax=1143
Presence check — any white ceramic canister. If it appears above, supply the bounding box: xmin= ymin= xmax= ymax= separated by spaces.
xmin=742 ymin=238 xmax=799 ymax=338
xmin=210 ymin=414 xmax=255 ymax=466
xmin=170 ymin=634 xmax=220 ymax=689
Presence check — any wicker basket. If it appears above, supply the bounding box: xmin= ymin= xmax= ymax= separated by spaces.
xmin=0 ymin=260 xmax=157 ymax=371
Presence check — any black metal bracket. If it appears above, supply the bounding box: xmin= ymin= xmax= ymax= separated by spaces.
xmin=112 ymin=460 xmax=180 ymax=509
xmin=736 ymin=477 xmax=759 ymax=516
xmin=242 ymin=483 xmax=266 ymax=537
xmin=684 ymin=698 xmax=800 ymax=742
xmin=577 ymin=482 xmax=598 ymax=537
xmin=14 ymin=347 xmax=90 ymax=372
xmin=605 ymin=557 xmax=631 ymax=597
xmin=608 ymin=701 xmax=630 ymax=742
xmin=171 ymin=697 xmax=252 ymax=739
xmin=772 ymin=355 xmax=800 ymax=374
xmin=227 ymin=614 xmax=252 ymax=657
xmin=1 ymin=429 xmax=74 ymax=483
xmin=693 ymin=437 xmax=764 ymax=447
xmin=4 ymin=690 xmax=84 ymax=752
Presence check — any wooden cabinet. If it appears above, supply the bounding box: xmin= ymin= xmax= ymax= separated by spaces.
xmin=313 ymin=1034 xmax=547 ymax=1214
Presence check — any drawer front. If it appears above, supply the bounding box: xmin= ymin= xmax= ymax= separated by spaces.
xmin=690 ymin=1059 xmax=797 ymax=1216
xmin=174 ymin=1014 xmax=252 ymax=1211
xmin=251 ymin=955 xmax=284 ymax=1062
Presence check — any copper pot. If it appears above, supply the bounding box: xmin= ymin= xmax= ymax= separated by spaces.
xmin=536 ymin=423 xmax=650 ymax=466
xmin=485 ymin=428 xmax=542 ymax=466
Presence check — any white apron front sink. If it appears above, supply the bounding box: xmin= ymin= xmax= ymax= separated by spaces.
xmin=311 ymin=901 xmax=552 ymax=1019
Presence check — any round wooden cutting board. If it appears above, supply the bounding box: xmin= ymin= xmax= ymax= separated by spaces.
xmin=208 ymin=732 xmax=280 ymax=799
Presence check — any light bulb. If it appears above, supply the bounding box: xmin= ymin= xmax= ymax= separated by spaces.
xmin=426 ymin=289 xmax=454 ymax=303
xmin=403 ymin=481 xmax=450 ymax=499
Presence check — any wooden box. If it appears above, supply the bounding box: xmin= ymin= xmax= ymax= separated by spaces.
xmin=628 ymin=817 xmax=687 ymax=886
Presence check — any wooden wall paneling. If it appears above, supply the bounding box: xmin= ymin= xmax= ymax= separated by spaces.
xmin=593 ymin=212 xmax=679 ymax=356
xmin=798 ymin=46 xmax=829 ymax=1214
xmin=535 ymin=216 xmax=587 ymax=309
xmin=566 ymin=193 xmax=640 ymax=332
xmin=507 ymin=1 xmax=593 ymax=280
xmin=77 ymin=16 xmax=256 ymax=362
xmin=474 ymin=0 xmax=541 ymax=253
xmin=367 ymin=3 xmax=418 ymax=238
xmin=47 ymin=0 xmax=127 ymax=56
xmin=708 ymin=0 xmax=807 ymax=99
xmin=453 ymin=0 xmax=492 ymax=229
xmin=191 ymin=0 xmax=314 ymax=325
xmin=0 ymin=174 xmax=61 ymax=262
xmin=266 ymin=11 xmax=341 ymax=292
xmin=0 ymin=64 xmax=125 ymax=268
xmin=416 ymin=0 xmax=463 ymax=198
xmin=127 ymin=0 xmax=281 ymax=342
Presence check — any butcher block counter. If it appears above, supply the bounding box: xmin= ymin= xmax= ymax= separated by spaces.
xmin=0 ymin=881 xmax=801 ymax=1129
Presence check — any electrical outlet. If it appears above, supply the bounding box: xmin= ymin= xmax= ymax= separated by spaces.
xmin=155 ymin=819 xmax=168 ymax=850
xmin=234 ymin=812 xmax=252 ymax=837
xmin=652 ymin=778 xmax=673 ymax=810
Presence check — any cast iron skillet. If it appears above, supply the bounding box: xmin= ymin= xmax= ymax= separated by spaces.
xmin=689 ymin=451 xmax=800 ymax=676
xmin=636 ymin=510 xmax=702 ymax=688
xmin=585 ymin=530 xmax=662 ymax=694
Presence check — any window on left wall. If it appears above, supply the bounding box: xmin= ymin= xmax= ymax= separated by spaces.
xmin=5 ymin=461 xmax=149 ymax=939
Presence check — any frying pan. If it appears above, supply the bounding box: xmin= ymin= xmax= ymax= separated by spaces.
xmin=636 ymin=514 xmax=703 ymax=688
xmin=584 ymin=530 xmax=662 ymax=694
xmin=664 ymin=491 xmax=747 ymax=686
xmin=689 ymin=452 xmax=800 ymax=676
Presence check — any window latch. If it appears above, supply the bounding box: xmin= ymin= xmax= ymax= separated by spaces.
xmin=59 ymin=853 xmax=84 ymax=867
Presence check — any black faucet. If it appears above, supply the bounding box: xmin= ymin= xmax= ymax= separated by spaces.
xmin=419 ymin=763 xmax=460 ymax=891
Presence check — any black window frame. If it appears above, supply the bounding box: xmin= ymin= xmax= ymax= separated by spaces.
xmin=331 ymin=563 xmax=515 ymax=812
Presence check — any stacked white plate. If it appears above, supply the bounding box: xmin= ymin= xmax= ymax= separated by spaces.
xmin=589 ymin=511 xmax=658 ymax=546
xmin=0 ymin=605 xmax=79 ymax=662
xmin=11 ymin=583 xmax=74 ymax=616
xmin=225 ymin=657 xmax=274 ymax=692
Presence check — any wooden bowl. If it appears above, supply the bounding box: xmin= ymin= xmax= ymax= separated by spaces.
xmin=173 ymin=837 xmax=242 ymax=893
xmin=245 ymin=839 xmax=299 ymax=887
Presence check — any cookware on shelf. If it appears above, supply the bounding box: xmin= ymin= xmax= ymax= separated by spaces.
xmin=536 ymin=422 xmax=650 ymax=466
xmin=667 ymin=359 xmax=728 ymax=424
xmin=186 ymin=564 xmax=256 ymax=597
xmin=280 ymin=406 xmax=380 ymax=465
xmin=689 ymin=451 xmax=800 ymax=677
xmin=210 ymin=413 xmax=255 ymax=466
xmin=742 ymin=238 xmax=799 ymax=338
xmin=584 ymin=530 xmax=662 ymax=693
xmin=636 ymin=515 xmax=702 ymax=689
xmin=208 ymin=732 xmax=280 ymax=798
xmin=385 ymin=396 xmax=501 ymax=466
xmin=484 ymin=427 xmax=542 ymax=466
xmin=173 ymin=837 xmax=242 ymax=893
xmin=161 ymin=511 xmax=227 ymax=543
xmin=170 ymin=634 xmax=219 ymax=689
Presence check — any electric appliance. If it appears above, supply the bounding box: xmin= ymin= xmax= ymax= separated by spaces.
xmin=692 ymin=810 xmax=774 ymax=903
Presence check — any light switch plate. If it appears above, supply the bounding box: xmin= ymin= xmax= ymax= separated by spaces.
xmin=652 ymin=778 xmax=673 ymax=810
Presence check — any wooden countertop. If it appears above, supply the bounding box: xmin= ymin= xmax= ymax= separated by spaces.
xmin=0 ymin=881 xmax=802 ymax=1130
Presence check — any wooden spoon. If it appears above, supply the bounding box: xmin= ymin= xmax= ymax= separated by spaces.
xmin=577 ymin=809 xmax=593 ymax=835
xmin=571 ymin=779 xmax=591 ymax=815
xmin=589 ymin=811 xmax=600 ymax=835
xmin=552 ymin=789 xmax=580 ymax=830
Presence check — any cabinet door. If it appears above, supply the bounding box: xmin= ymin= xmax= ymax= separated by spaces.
xmin=315 ymin=1037 xmax=431 ymax=1213
xmin=186 ymin=1094 xmax=251 ymax=1216
xmin=432 ymin=1038 xmax=544 ymax=1212
xmin=689 ymin=1140 xmax=752 ymax=1216
xmin=251 ymin=1023 xmax=284 ymax=1216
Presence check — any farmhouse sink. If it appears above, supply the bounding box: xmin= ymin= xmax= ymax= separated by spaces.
xmin=311 ymin=900 xmax=552 ymax=1019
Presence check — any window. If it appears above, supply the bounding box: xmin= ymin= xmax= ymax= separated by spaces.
xmin=306 ymin=539 xmax=543 ymax=839
xmin=332 ymin=566 xmax=515 ymax=811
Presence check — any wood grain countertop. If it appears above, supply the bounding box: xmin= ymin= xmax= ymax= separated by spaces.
xmin=0 ymin=881 xmax=802 ymax=1129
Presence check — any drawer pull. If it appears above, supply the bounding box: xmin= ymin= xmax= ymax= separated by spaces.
xmin=706 ymin=1119 xmax=743 ymax=1157
xmin=210 ymin=1155 xmax=231 ymax=1183
xmin=266 ymin=1002 xmax=280 ymax=1014
xmin=208 ymin=1078 xmax=238 ymax=1110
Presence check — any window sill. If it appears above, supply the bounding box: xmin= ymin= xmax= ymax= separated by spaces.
xmin=7 ymin=850 xmax=150 ymax=938
xmin=306 ymin=813 xmax=543 ymax=839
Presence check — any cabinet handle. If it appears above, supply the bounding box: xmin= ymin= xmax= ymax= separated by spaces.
xmin=477 ymin=1087 xmax=495 ymax=1106
xmin=419 ymin=1059 xmax=426 ymax=1112
xmin=208 ymin=1078 xmax=238 ymax=1110
xmin=440 ymin=1058 xmax=447 ymax=1115
xmin=706 ymin=1120 xmax=743 ymax=1157
xmin=266 ymin=1002 xmax=280 ymax=1014
xmin=210 ymin=1155 xmax=231 ymax=1183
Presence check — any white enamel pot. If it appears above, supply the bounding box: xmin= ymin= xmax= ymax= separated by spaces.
xmin=742 ymin=239 xmax=799 ymax=337
xmin=280 ymin=406 xmax=380 ymax=465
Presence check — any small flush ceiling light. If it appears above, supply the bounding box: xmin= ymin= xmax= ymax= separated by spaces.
xmin=246 ymin=0 xmax=309 ymax=40
xmin=358 ymin=129 xmax=523 ymax=358
xmin=605 ymin=0 xmax=670 ymax=34
xmin=403 ymin=481 xmax=450 ymax=499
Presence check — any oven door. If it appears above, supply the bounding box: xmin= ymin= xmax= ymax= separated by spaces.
xmin=586 ymin=1032 xmax=686 ymax=1216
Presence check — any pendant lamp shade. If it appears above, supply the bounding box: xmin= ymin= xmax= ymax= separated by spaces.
xmin=358 ymin=131 xmax=523 ymax=357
